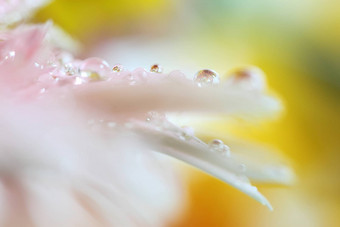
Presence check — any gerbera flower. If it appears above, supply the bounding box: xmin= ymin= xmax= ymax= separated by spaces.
xmin=0 ymin=1 xmax=294 ymax=226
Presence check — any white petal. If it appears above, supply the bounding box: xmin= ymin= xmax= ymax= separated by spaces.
xmin=130 ymin=120 xmax=273 ymax=210
xmin=75 ymin=78 xmax=281 ymax=118
xmin=226 ymin=139 xmax=296 ymax=185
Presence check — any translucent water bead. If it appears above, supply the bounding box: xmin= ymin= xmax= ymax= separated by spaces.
xmin=112 ymin=64 xmax=123 ymax=72
xmin=79 ymin=57 xmax=110 ymax=77
xmin=63 ymin=62 xmax=78 ymax=76
xmin=194 ymin=69 xmax=220 ymax=87
xmin=209 ymin=139 xmax=231 ymax=157
xmin=179 ymin=126 xmax=195 ymax=140
xmin=226 ymin=66 xmax=266 ymax=91
xmin=150 ymin=64 xmax=163 ymax=73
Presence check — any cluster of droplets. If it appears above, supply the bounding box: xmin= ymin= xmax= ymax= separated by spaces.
xmin=26 ymin=44 xmax=266 ymax=94
xmin=37 ymin=54 xmax=263 ymax=160
xmin=192 ymin=67 xmax=266 ymax=91
xmin=75 ymin=62 xmax=255 ymax=178
xmin=144 ymin=111 xmax=247 ymax=173
xmin=50 ymin=60 xmax=166 ymax=87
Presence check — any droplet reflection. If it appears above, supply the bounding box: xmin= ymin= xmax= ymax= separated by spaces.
xmin=209 ymin=139 xmax=231 ymax=157
xmin=194 ymin=69 xmax=219 ymax=87
xmin=150 ymin=64 xmax=163 ymax=73
xmin=112 ymin=64 xmax=123 ymax=72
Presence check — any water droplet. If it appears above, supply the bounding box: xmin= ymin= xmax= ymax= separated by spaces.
xmin=209 ymin=139 xmax=223 ymax=147
xmin=194 ymin=69 xmax=219 ymax=87
xmin=181 ymin=126 xmax=195 ymax=136
xmin=64 ymin=63 xmax=77 ymax=76
xmin=178 ymin=127 xmax=194 ymax=141
xmin=150 ymin=64 xmax=163 ymax=73
xmin=112 ymin=64 xmax=123 ymax=72
xmin=80 ymin=57 xmax=110 ymax=75
xmin=209 ymin=139 xmax=231 ymax=157
xmin=226 ymin=66 xmax=266 ymax=91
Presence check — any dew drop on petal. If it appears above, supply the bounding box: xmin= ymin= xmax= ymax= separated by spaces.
xmin=112 ymin=64 xmax=123 ymax=72
xmin=178 ymin=126 xmax=195 ymax=141
xmin=80 ymin=57 xmax=110 ymax=75
xmin=194 ymin=69 xmax=220 ymax=87
xmin=63 ymin=63 xmax=77 ymax=76
xmin=150 ymin=64 xmax=163 ymax=73
xmin=226 ymin=66 xmax=266 ymax=91
xmin=209 ymin=139 xmax=223 ymax=147
xmin=209 ymin=139 xmax=231 ymax=157
xmin=181 ymin=126 xmax=195 ymax=137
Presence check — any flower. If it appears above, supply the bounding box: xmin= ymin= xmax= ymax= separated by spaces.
xmin=0 ymin=0 xmax=51 ymax=26
xmin=0 ymin=2 xmax=294 ymax=226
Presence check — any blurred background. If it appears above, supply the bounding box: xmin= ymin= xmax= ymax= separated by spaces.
xmin=34 ymin=0 xmax=340 ymax=226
